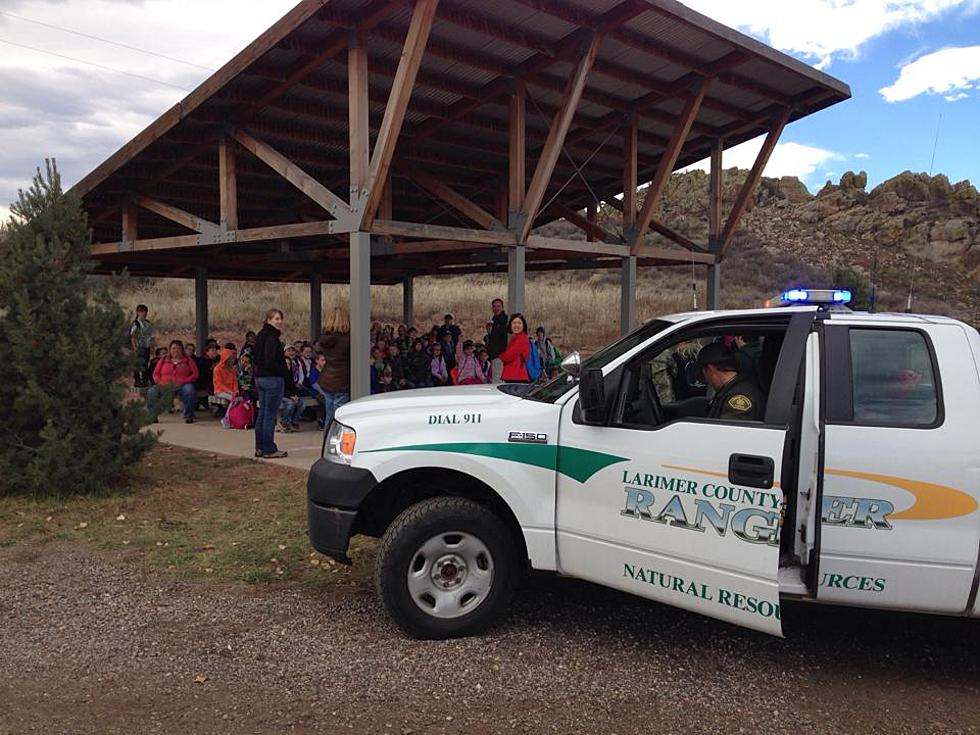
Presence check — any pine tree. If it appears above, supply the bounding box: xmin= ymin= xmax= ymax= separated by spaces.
xmin=0 ymin=160 xmax=154 ymax=496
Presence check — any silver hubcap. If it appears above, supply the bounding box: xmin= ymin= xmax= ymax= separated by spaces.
xmin=407 ymin=532 xmax=494 ymax=619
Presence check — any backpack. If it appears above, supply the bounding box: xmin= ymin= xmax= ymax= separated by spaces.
xmin=525 ymin=336 xmax=542 ymax=382
xmin=226 ymin=393 xmax=255 ymax=430
xmin=549 ymin=340 xmax=562 ymax=367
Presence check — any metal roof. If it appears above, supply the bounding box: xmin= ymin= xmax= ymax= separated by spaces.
xmin=76 ymin=0 xmax=850 ymax=284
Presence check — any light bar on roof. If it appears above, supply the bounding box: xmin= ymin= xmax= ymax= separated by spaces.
xmin=778 ymin=288 xmax=852 ymax=306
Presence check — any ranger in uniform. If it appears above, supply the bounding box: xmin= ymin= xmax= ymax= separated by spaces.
xmin=697 ymin=342 xmax=766 ymax=421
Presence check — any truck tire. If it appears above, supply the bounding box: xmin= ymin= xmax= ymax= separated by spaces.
xmin=376 ymin=496 xmax=519 ymax=639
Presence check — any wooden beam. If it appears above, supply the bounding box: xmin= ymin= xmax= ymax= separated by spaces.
xmin=708 ymin=138 xmax=723 ymax=251
xmin=371 ymin=219 xmax=517 ymax=245
xmin=628 ymin=77 xmax=709 ymax=254
xmin=122 ymin=203 xmax=138 ymax=244
xmin=218 ymin=136 xmax=238 ymax=230
xmin=718 ymin=110 xmax=789 ymax=257
xmin=136 ymin=195 xmax=218 ymax=233
xmin=586 ymin=202 xmax=597 ymax=242
xmin=508 ymin=80 xmax=526 ymax=221
xmin=519 ymin=33 xmax=601 ymax=242
xmin=622 ymin=112 xmax=637 ymax=228
xmin=231 ymin=128 xmax=354 ymax=221
xmin=91 ymin=220 xmax=349 ymax=255
xmin=349 ymin=30 xmax=370 ymax=206
xmin=408 ymin=168 xmax=504 ymax=230
xmin=525 ymin=234 xmax=715 ymax=263
xmin=361 ymin=0 xmax=440 ymax=229
xmin=93 ymin=234 xmax=200 ymax=255
xmin=551 ymin=203 xmax=615 ymax=242
xmin=380 ymin=174 xmax=393 ymax=221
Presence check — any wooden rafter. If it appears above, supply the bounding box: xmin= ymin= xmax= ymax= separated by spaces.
xmin=407 ymin=168 xmax=504 ymax=230
xmin=628 ymin=77 xmax=709 ymax=254
xmin=551 ymin=203 xmax=616 ymax=243
xmin=519 ymin=34 xmax=601 ymax=242
xmin=622 ymin=112 xmax=637 ymax=228
xmin=91 ymin=220 xmax=349 ymax=255
xmin=348 ymin=31 xmax=370 ymax=205
xmin=718 ymin=110 xmax=789 ymax=257
xmin=218 ymin=136 xmax=238 ymax=230
xmin=361 ymin=0 xmax=441 ymax=229
xmin=508 ymin=81 xmax=526 ymax=220
xmin=122 ymin=203 xmax=138 ymax=244
xmin=136 ymin=196 xmax=219 ymax=233
xmin=230 ymin=128 xmax=354 ymax=221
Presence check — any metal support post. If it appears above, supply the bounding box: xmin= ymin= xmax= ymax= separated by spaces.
xmin=194 ymin=266 xmax=208 ymax=349
xmin=402 ymin=275 xmax=414 ymax=328
xmin=310 ymin=269 xmax=322 ymax=342
xmin=620 ymin=256 xmax=636 ymax=335
xmin=507 ymin=245 xmax=526 ymax=316
xmin=706 ymin=263 xmax=721 ymax=310
xmin=350 ymin=232 xmax=372 ymax=400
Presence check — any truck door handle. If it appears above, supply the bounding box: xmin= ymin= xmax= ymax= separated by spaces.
xmin=728 ymin=454 xmax=775 ymax=489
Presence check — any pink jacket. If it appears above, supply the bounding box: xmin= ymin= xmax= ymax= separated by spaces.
xmin=454 ymin=343 xmax=489 ymax=384
xmin=153 ymin=356 xmax=199 ymax=387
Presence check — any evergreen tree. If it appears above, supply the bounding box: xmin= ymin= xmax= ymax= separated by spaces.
xmin=0 ymin=160 xmax=154 ymax=496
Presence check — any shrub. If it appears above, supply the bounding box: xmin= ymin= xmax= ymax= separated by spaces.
xmin=0 ymin=161 xmax=154 ymax=496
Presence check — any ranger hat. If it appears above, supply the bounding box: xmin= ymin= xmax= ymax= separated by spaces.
xmin=696 ymin=342 xmax=737 ymax=372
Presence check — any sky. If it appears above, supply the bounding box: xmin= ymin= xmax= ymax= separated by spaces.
xmin=0 ymin=0 xmax=978 ymax=223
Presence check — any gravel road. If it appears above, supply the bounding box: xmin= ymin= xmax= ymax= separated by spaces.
xmin=2 ymin=542 xmax=978 ymax=735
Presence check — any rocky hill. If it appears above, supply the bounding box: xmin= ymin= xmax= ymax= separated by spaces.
xmin=555 ymin=169 xmax=980 ymax=321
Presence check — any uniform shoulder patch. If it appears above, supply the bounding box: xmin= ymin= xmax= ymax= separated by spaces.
xmin=727 ymin=394 xmax=753 ymax=412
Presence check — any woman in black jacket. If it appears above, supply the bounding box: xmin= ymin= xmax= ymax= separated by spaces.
xmin=252 ymin=309 xmax=293 ymax=459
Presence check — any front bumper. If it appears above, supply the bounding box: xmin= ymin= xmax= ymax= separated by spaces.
xmin=307 ymin=458 xmax=378 ymax=564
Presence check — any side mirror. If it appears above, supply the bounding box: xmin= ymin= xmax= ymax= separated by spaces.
xmin=560 ymin=350 xmax=582 ymax=377
xmin=578 ymin=367 xmax=606 ymax=423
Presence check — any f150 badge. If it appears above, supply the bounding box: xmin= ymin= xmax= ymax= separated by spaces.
xmin=508 ymin=431 xmax=548 ymax=444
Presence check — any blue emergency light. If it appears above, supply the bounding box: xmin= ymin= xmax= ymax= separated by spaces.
xmin=778 ymin=288 xmax=852 ymax=306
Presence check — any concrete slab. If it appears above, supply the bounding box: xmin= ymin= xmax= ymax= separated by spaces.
xmin=149 ymin=413 xmax=322 ymax=471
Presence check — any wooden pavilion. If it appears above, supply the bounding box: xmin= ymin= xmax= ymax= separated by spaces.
xmin=73 ymin=0 xmax=850 ymax=397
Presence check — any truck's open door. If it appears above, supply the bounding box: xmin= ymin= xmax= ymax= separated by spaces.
xmin=555 ymin=311 xmax=814 ymax=636
xmin=791 ymin=331 xmax=823 ymax=593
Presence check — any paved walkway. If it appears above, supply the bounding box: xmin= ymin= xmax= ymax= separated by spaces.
xmin=149 ymin=413 xmax=322 ymax=471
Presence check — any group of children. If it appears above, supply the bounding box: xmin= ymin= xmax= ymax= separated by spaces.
xmin=368 ymin=314 xmax=560 ymax=393
xmin=133 ymin=304 xmax=563 ymax=430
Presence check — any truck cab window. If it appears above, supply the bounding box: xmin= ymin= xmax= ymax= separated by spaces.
xmin=849 ymin=329 xmax=939 ymax=426
xmin=618 ymin=328 xmax=786 ymax=428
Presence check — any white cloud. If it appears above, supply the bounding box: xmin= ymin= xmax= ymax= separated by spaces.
xmin=681 ymin=136 xmax=843 ymax=187
xmin=880 ymin=45 xmax=980 ymax=101
xmin=680 ymin=0 xmax=980 ymax=68
xmin=854 ymin=152 xmax=872 ymax=159
xmin=0 ymin=0 xmax=297 ymax=207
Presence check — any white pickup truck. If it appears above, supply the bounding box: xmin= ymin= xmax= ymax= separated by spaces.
xmin=307 ymin=291 xmax=980 ymax=639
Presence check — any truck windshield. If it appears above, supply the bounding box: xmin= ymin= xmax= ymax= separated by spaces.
xmin=525 ymin=319 xmax=673 ymax=403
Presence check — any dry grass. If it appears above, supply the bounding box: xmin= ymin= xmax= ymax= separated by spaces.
xmin=111 ymin=268 xmax=764 ymax=354
xmin=0 ymin=445 xmax=375 ymax=590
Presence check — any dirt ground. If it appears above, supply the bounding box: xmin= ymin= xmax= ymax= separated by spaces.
xmin=2 ymin=542 xmax=978 ymax=735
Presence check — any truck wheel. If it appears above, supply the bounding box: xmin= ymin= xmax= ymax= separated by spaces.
xmin=376 ymin=497 xmax=519 ymax=639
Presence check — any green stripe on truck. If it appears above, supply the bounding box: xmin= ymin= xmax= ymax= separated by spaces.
xmin=363 ymin=443 xmax=627 ymax=483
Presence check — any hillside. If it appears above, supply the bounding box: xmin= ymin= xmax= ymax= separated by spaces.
xmin=545 ymin=168 xmax=980 ymax=322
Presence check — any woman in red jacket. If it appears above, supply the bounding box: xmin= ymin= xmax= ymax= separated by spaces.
xmin=498 ymin=313 xmax=532 ymax=383
xmin=145 ymin=340 xmax=200 ymax=423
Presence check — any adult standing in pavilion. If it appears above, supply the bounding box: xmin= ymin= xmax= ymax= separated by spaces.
xmin=252 ymin=309 xmax=291 ymax=459
xmin=486 ymin=298 xmax=509 ymax=384
xmin=317 ymin=306 xmax=352 ymax=430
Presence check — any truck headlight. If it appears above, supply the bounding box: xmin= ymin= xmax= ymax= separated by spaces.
xmin=324 ymin=420 xmax=357 ymax=464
